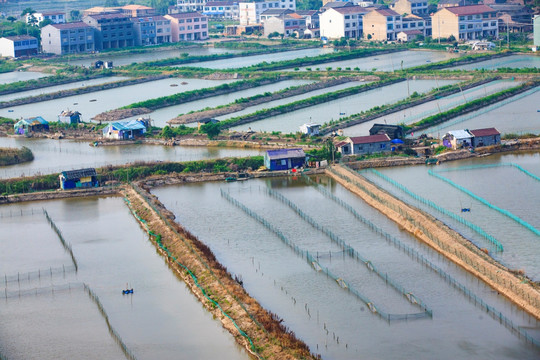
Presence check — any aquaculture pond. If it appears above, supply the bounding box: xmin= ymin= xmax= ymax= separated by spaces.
xmin=342 ymin=79 xmax=522 ymax=136
xmin=174 ymin=47 xmax=334 ymax=69
xmin=289 ymin=49 xmax=461 ymax=72
xmin=122 ymin=79 xmax=316 ymax=128
xmin=0 ymin=77 xmax=236 ymax=122
xmin=451 ymin=54 xmax=540 ymax=71
xmin=67 ymin=46 xmax=241 ymax=67
xmin=0 ymin=137 xmax=264 ymax=179
xmin=420 ymin=86 xmax=540 ymax=136
xmin=152 ymin=176 xmax=540 ymax=360
xmin=0 ymin=197 xmax=250 ymax=360
xmin=0 ymin=71 xmax=50 ymax=85
xmin=1 ymin=76 xmax=128 ymax=102
xmin=230 ymin=79 xmax=458 ymax=133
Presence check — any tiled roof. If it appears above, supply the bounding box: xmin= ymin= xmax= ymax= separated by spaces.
xmin=445 ymin=5 xmax=495 ymax=15
xmin=87 ymin=13 xmax=130 ymax=20
xmin=333 ymin=6 xmax=371 ymax=15
xmin=122 ymin=4 xmax=154 ymax=10
xmin=399 ymin=29 xmax=423 ymax=35
xmin=50 ymin=22 xmax=91 ymax=29
xmin=350 ymin=134 xmax=391 ymax=144
xmin=370 ymin=8 xmax=400 ymax=16
xmin=166 ymin=12 xmax=205 ymax=19
xmin=3 ymin=35 xmax=37 ymax=41
xmin=469 ymin=128 xmax=500 ymax=137
xmin=61 ymin=168 xmax=97 ymax=180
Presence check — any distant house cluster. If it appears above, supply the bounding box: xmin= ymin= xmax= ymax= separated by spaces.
xmin=442 ymin=127 xmax=501 ymax=149
xmin=335 ymin=124 xmax=404 ymax=156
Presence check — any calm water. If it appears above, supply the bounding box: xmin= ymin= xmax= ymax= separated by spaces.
xmin=343 ymin=79 xmax=522 ymax=136
xmin=0 ymin=71 xmax=50 ymax=85
xmin=1 ymin=76 xmax=128 ymax=102
xmin=0 ymin=197 xmax=250 ymax=359
xmin=421 ymin=87 xmax=540 ymax=136
xmin=291 ymin=50 xmax=460 ymax=72
xmin=0 ymin=77 xmax=235 ymax=122
xmin=68 ymin=46 xmax=241 ymax=67
xmin=452 ymin=55 xmax=540 ymax=70
xmin=231 ymin=79 xmax=458 ymax=133
xmin=122 ymin=79 xmax=315 ymax=128
xmin=174 ymin=48 xmax=335 ymax=69
xmin=153 ymin=176 xmax=540 ymax=359
xmin=0 ymin=137 xmax=264 ymax=178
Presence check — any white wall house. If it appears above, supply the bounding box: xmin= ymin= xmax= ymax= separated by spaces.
xmin=320 ymin=6 xmax=369 ymax=39
xmin=26 ymin=12 xmax=66 ymax=26
xmin=239 ymin=0 xmax=296 ymax=25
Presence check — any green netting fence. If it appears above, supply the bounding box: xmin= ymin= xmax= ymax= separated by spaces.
xmin=428 ymin=168 xmax=540 ymax=237
xmin=263 ymin=186 xmax=432 ymax=315
xmin=42 ymin=209 xmax=79 ymax=272
xmin=221 ymin=188 xmax=431 ymax=322
xmin=434 ymin=162 xmax=540 ymax=184
xmin=2 ymin=265 xmax=76 ymax=286
xmin=364 ymin=168 xmax=503 ymax=251
xmin=2 ymin=282 xmax=84 ymax=299
xmin=123 ymin=195 xmax=259 ymax=357
xmin=327 ymin=166 xmax=540 ymax=347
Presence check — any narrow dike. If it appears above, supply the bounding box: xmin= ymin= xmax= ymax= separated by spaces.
xmin=326 ymin=164 xmax=540 ymax=322
xmin=121 ymin=183 xmax=316 ymax=360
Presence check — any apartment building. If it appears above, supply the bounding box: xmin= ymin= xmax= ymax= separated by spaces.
xmin=363 ymin=8 xmax=402 ymax=41
xmin=239 ymin=0 xmax=296 ymax=25
xmin=26 ymin=12 xmax=66 ymax=26
xmin=121 ymin=5 xmax=156 ymax=17
xmin=83 ymin=13 xmax=135 ymax=50
xmin=165 ymin=12 xmax=209 ymax=41
xmin=203 ymin=1 xmax=240 ymax=19
xmin=0 ymin=35 xmax=38 ymax=58
xmin=432 ymin=5 xmax=498 ymax=41
xmin=177 ymin=0 xmax=206 ymax=12
xmin=263 ymin=13 xmax=306 ymax=37
xmin=390 ymin=0 xmax=428 ymax=16
xmin=41 ymin=22 xmax=95 ymax=55
xmin=320 ymin=5 xmax=370 ymax=39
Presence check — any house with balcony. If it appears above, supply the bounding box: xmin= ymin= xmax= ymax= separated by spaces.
xmin=83 ymin=13 xmax=135 ymax=50
xmin=320 ymin=5 xmax=370 ymax=39
xmin=0 ymin=35 xmax=38 ymax=58
xmin=26 ymin=11 xmax=66 ymax=26
xmin=390 ymin=0 xmax=428 ymax=16
xmin=130 ymin=16 xmax=171 ymax=45
xmin=431 ymin=5 xmax=498 ymax=41
xmin=165 ymin=12 xmax=209 ymax=41
xmin=203 ymin=1 xmax=240 ymax=19
xmin=121 ymin=4 xmax=156 ymax=17
xmin=264 ymin=12 xmax=306 ymax=37
xmin=41 ymin=22 xmax=95 ymax=55
xmin=363 ymin=8 xmax=402 ymax=41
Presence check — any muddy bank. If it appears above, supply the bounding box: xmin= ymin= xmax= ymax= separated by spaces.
xmin=0 ymin=186 xmax=118 ymax=205
xmin=0 ymin=73 xmax=111 ymax=96
xmin=0 ymin=146 xmax=33 ymax=166
xmin=327 ymin=164 xmax=540 ymax=320
xmin=169 ymin=77 xmax=359 ymax=125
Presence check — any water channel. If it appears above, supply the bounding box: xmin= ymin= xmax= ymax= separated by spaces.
xmin=0 ymin=197 xmax=250 ymax=359
xmin=0 ymin=137 xmax=264 ymax=178
xmin=230 ymin=79 xmax=458 ymax=134
xmin=343 ymin=78 xmax=522 ymax=136
xmin=451 ymin=54 xmax=540 ymax=71
xmin=0 ymin=71 xmax=50 ymax=85
xmin=152 ymin=175 xmax=540 ymax=359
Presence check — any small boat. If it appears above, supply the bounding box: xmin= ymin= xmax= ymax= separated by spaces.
xmin=89 ymin=99 xmax=97 ymax=102
xmin=339 ymin=112 xmax=346 ymax=116
xmin=122 ymin=283 xmax=134 ymax=294
xmin=461 ymin=208 xmax=471 ymax=212
xmin=181 ymin=81 xmax=188 ymax=85
xmin=225 ymin=177 xmax=237 ymax=182
xmin=73 ymin=103 xmax=78 ymax=105
xmin=170 ymin=84 xmax=178 ymax=87
xmin=8 ymin=109 xmax=14 ymax=112
xmin=426 ymin=60 xmax=432 ymax=63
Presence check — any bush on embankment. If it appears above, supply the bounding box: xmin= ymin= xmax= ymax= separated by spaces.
xmin=0 ymin=72 xmax=113 ymax=95
xmin=407 ymin=52 xmax=511 ymax=72
xmin=0 ymin=147 xmax=34 ymax=166
xmin=0 ymin=157 xmax=264 ymax=195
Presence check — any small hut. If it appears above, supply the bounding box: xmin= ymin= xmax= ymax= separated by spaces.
xmin=264 ymin=148 xmax=306 ymax=171
xmin=59 ymin=168 xmax=98 ymax=190
xmin=13 ymin=116 xmax=49 ymax=135
xmin=58 ymin=110 xmax=82 ymax=125
xmin=102 ymin=119 xmax=148 ymax=140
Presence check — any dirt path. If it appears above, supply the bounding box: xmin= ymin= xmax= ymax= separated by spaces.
xmin=327 ymin=165 xmax=540 ymax=320
xmin=121 ymin=183 xmax=316 ymax=360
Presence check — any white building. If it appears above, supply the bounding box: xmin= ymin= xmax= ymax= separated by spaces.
xmin=26 ymin=11 xmax=66 ymax=26
xmin=320 ymin=6 xmax=369 ymax=39
xmin=177 ymin=0 xmax=206 ymax=12
xmin=239 ymin=0 xmax=296 ymax=25
xmin=299 ymin=123 xmax=320 ymax=136
xmin=0 ymin=35 xmax=38 ymax=58
xmin=203 ymin=1 xmax=240 ymax=19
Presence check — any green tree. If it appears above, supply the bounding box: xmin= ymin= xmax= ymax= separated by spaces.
xmin=70 ymin=10 xmax=81 ymax=21
xmin=200 ymin=122 xmax=221 ymax=139
xmin=39 ymin=19 xmax=53 ymax=28
xmin=105 ymin=0 xmax=120 ymax=7
xmin=161 ymin=125 xmax=175 ymax=138
xmin=6 ymin=16 xmax=17 ymax=23
xmin=21 ymin=8 xmax=35 ymax=16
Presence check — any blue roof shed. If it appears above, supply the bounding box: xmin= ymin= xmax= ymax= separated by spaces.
xmin=264 ymin=148 xmax=306 ymax=171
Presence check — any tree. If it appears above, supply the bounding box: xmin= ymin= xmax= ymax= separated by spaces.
xmin=200 ymin=122 xmax=221 ymax=139
xmin=21 ymin=8 xmax=35 ymax=16
xmin=70 ymin=10 xmax=81 ymax=21
xmin=105 ymin=0 xmax=120 ymax=7
xmin=27 ymin=14 xmax=38 ymax=27
xmin=39 ymin=19 xmax=53 ymax=28
xmin=161 ymin=126 xmax=175 ymax=138
xmin=6 ymin=16 xmax=16 ymax=23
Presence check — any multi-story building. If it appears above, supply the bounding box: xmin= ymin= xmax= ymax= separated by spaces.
xmin=263 ymin=13 xmax=306 ymax=37
xmin=401 ymin=14 xmax=427 ymax=36
xmin=83 ymin=13 xmax=135 ymax=50
xmin=177 ymin=0 xmax=206 ymax=12
xmin=431 ymin=5 xmax=498 ymax=41
xmin=155 ymin=16 xmax=172 ymax=44
xmin=41 ymin=22 xmax=95 ymax=55
xmin=260 ymin=9 xmax=293 ymax=22
xmin=26 ymin=11 xmax=66 ymax=26
xmin=390 ymin=0 xmax=428 ymax=16
xmin=363 ymin=8 xmax=403 ymax=41
xmin=535 ymin=15 xmax=540 ymax=47
xmin=120 ymin=5 xmax=156 ymax=17
xmin=296 ymin=10 xmax=319 ymax=29
xmin=320 ymin=5 xmax=369 ymax=39
xmin=165 ymin=12 xmax=209 ymax=41
xmin=0 ymin=35 xmax=38 ymax=58
xmin=130 ymin=15 xmax=171 ymax=45
xmin=239 ymin=0 xmax=296 ymax=25
xmin=203 ymin=1 xmax=240 ymax=19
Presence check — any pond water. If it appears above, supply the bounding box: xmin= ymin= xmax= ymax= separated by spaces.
xmin=343 ymin=79 xmax=522 ymax=136
xmin=0 ymin=197 xmax=250 ymax=360
xmin=1 ymin=76 xmax=128 ymax=102
xmin=290 ymin=50 xmax=461 ymax=72
xmin=121 ymin=79 xmax=316 ymax=128
xmin=0 ymin=77 xmax=236 ymax=122
xmin=68 ymin=46 xmax=241 ymax=67
xmin=230 ymin=79 xmax=458 ymax=134
xmin=216 ymin=81 xmax=367 ymax=123
xmin=421 ymin=86 xmax=540 ymax=136
xmin=0 ymin=137 xmax=264 ymax=178
xmin=174 ymin=48 xmax=335 ymax=69
xmin=152 ymin=176 xmax=540 ymax=360
xmin=451 ymin=55 xmax=540 ymax=71
xmin=0 ymin=71 xmax=50 ymax=85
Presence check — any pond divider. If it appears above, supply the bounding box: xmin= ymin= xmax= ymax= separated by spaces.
xmin=221 ymin=188 xmax=431 ymax=322
xmin=2 ymin=264 xmax=76 ymax=286
xmin=2 ymin=282 xmax=83 ymax=299
xmin=326 ymin=165 xmax=540 ymax=346
xmin=42 ymin=209 xmax=79 ymax=272
xmin=364 ymin=168 xmax=504 ymax=251
xmin=263 ymin=186 xmax=432 ymax=314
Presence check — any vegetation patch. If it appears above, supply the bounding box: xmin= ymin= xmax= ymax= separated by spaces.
xmin=0 ymin=147 xmax=34 ymax=166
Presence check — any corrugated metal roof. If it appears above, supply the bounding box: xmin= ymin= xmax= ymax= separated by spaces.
xmin=61 ymin=168 xmax=97 ymax=180
xmin=469 ymin=128 xmax=500 ymax=137
xmin=109 ymin=119 xmax=146 ymax=131
xmin=350 ymin=134 xmax=391 ymax=144
xmin=448 ymin=129 xmax=472 ymax=139
xmin=266 ymin=148 xmax=306 ymax=160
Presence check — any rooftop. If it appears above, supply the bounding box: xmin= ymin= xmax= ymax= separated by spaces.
xmin=166 ymin=12 xmax=205 ymax=19
xmin=333 ymin=6 xmax=371 ymax=14
xmin=444 ymin=5 xmax=495 ymax=15
xmin=266 ymin=148 xmax=306 ymax=160
xmin=122 ymin=4 xmax=154 ymax=10
xmin=61 ymin=168 xmax=97 ymax=181
xmin=370 ymin=8 xmax=400 ymax=16
xmin=2 ymin=35 xmax=37 ymax=41
xmin=448 ymin=129 xmax=472 ymax=139
xmin=49 ymin=22 xmax=91 ymax=29
xmin=469 ymin=128 xmax=500 ymax=137
xmin=350 ymin=134 xmax=391 ymax=144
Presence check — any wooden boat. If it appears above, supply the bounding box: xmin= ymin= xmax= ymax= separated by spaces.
xmin=225 ymin=177 xmax=237 ymax=182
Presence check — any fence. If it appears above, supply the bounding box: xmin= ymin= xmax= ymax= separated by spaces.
xmin=326 ymin=166 xmax=540 ymax=347
xmin=0 ymin=208 xmax=42 ymax=218
xmin=434 ymin=162 xmax=540 ymax=184
xmin=263 ymin=186 xmax=432 ymax=315
xmin=2 ymin=264 xmax=77 ymax=286
xmin=364 ymin=168 xmax=504 ymax=251
xmin=221 ymin=188 xmax=431 ymax=322
xmin=43 ymin=209 xmax=79 ymax=271
xmin=2 ymin=282 xmax=84 ymax=299
xmin=428 ymin=168 xmax=540 ymax=237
